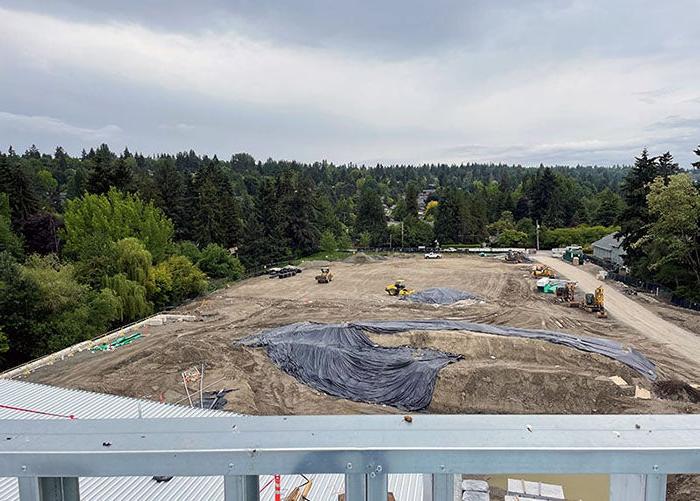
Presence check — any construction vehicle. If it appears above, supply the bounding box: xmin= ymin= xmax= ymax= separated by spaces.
xmin=285 ymin=476 xmax=312 ymax=501
xmin=581 ymin=286 xmax=607 ymax=318
xmin=385 ymin=280 xmax=414 ymax=297
xmin=315 ymin=267 xmax=333 ymax=283
xmin=562 ymin=245 xmax=585 ymax=265
xmin=531 ymin=264 xmax=557 ymax=278
xmin=554 ymin=281 xmax=578 ymax=306
xmin=557 ymin=284 xmax=607 ymax=317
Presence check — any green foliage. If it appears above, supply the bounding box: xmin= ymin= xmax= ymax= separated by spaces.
xmin=497 ymin=229 xmax=529 ymax=247
xmin=189 ymin=161 xmax=243 ymax=247
xmin=103 ymin=273 xmax=152 ymax=321
xmin=319 ymin=230 xmax=337 ymax=253
xmin=0 ymin=254 xmax=120 ymax=360
xmin=358 ymin=231 xmax=372 ymax=248
xmin=644 ymin=174 xmax=700 ymax=295
xmin=0 ymin=194 xmax=23 ymax=258
xmin=593 ymin=188 xmax=624 ymax=226
xmin=63 ymin=188 xmax=174 ymax=265
xmin=356 ymin=180 xmax=388 ymax=246
xmin=197 ymin=244 xmax=244 ymax=280
xmin=175 ymin=240 xmax=202 ymax=263
xmin=154 ymin=255 xmax=207 ymax=304
xmin=114 ymin=237 xmax=153 ymax=286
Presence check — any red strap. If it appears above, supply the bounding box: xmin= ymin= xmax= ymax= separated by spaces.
xmin=259 ymin=477 xmax=274 ymax=493
xmin=0 ymin=404 xmax=76 ymax=419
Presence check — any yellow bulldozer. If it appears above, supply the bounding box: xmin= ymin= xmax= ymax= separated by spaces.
xmin=531 ymin=264 xmax=557 ymax=278
xmin=385 ymin=280 xmax=414 ymax=297
xmin=315 ymin=267 xmax=333 ymax=283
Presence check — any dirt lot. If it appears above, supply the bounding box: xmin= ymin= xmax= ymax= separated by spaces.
xmin=23 ymin=254 xmax=699 ymax=416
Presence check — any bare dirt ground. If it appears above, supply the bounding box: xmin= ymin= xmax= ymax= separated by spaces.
xmin=561 ymin=258 xmax=700 ymax=335
xmin=23 ymin=254 xmax=699 ymax=416
xmin=534 ymin=255 xmax=700 ymax=369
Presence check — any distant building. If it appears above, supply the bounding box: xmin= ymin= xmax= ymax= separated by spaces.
xmin=417 ymin=185 xmax=437 ymax=216
xmin=592 ymin=233 xmax=626 ymax=266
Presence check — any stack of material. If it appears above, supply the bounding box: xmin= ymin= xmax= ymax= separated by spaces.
xmin=462 ymin=479 xmax=490 ymax=501
xmin=505 ymin=478 xmax=565 ymax=500
xmin=403 ymin=287 xmax=481 ymax=305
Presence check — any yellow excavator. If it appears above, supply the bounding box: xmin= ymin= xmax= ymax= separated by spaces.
xmin=562 ymin=284 xmax=607 ymax=318
xmin=582 ymin=286 xmax=607 ymax=318
xmin=285 ymin=476 xmax=312 ymax=501
xmin=385 ymin=280 xmax=414 ymax=297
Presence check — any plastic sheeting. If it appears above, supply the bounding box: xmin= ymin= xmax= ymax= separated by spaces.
xmin=402 ymin=287 xmax=481 ymax=305
xmin=239 ymin=320 xmax=656 ymax=410
xmin=239 ymin=322 xmax=461 ymax=410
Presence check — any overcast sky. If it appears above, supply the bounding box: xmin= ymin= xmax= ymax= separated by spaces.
xmin=1 ymin=1 xmax=699 ymax=166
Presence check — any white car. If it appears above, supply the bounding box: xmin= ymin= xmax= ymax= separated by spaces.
xmin=443 ymin=247 xmax=457 ymax=253
xmin=424 ymin=252 xmax=442 ymax=259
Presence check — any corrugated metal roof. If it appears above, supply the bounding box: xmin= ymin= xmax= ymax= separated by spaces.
xmin=0 ymin=379 xmax=231 ymax=420
xmin=0 ymin=380 xmax=423 ymax=501
xmin=258 ymin=473 xmax=423 ymax=501
xmin=592 ymin=233 xmax=624 ymax=252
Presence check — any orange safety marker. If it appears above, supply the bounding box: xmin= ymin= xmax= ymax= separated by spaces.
xmin=274 ymin=474 xmax=281 ymax=501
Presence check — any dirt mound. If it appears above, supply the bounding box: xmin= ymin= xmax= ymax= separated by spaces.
xmin=654 ymin=380 xmax=700 ymax=403
xmin=343 ymin=252 xmax=375 ymax=264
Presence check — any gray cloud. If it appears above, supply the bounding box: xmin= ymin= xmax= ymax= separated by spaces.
xmin=0 ymin=111 xmax=122 ymax=141
xmin=1 ymin=1 xmax=699 ymax=166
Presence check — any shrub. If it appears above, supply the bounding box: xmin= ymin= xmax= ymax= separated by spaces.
xmin=156 ymin=255 xmax=207 ymax=303
xmin=319 ymin=230 xmax=337 ymax=253
xmin=197 ymin=244 xmax=244 ymax=280
xmin=175 ymin=240 xmax=202 ymax=263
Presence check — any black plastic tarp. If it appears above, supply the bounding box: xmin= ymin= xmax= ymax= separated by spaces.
xmin=239 ymin=319 xmax=656 ymax=410
xmin=403 ymin=287 xmax=481 ymax=305
xmin=239 ymin=322 xmax=461 ymax=410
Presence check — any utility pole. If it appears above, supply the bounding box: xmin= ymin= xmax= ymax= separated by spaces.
xmin=401 ymin=221 xmax=404 ymax=248
xmin=536 ymin=220 xmax=540 ymax=251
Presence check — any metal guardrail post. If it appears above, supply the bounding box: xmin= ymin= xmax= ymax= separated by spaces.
xmin=345 ymin=473 xmax=367 ymax=501
xmin=18 ymin=477 xmax=80 ymax=501
xmin=17 ymin=478 xmax=39 ymax=500
xmin=644 ymin=474 xmax=668 ymax=501
xmin=366 ymin=472 xmax=387 ymax=501
xmin=224 ymin=475 xmax=259 ymax=501
xmin=610 ymin=474 xmax=667 ymax=501
xmin=431 ymin=474 xmax=454 ymax=500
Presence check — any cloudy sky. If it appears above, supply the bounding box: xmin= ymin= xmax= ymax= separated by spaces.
xmin=1 ymin=0 xmax=699 ymax=166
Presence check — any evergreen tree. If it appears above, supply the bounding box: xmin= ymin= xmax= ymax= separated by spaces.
xmin=618 ymin=149 xmax=679 ymax=273
xmin=189 ymin=162 xmax=243 ymax=247
xmin=693 ymin=145 xmax=700 ymax=169
xmin=404 ymin=181 xmax=420 ymax=217
xmin=355 ymin=179 xmax=387 ymax=245
xmin=87 ymin=144 xmax=117 ymax=194
xmin=593 ymin=188 xmax=623 ymax=226
xmin=0 ymin=154 xmax=40 ymax=226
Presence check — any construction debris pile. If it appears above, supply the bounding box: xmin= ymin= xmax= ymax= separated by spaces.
xmin=402 ymin=287 xmax=481 ymax=305
xmin=240 ymin=319 xmax=657 ymax=410
xmin=239 ymin=322 xmax=461 ymax=410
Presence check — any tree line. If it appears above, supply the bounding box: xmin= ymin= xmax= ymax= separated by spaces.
xmin=0 ymin=143 xmax=698 ymax=369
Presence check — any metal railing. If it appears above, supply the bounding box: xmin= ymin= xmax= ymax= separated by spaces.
xmin=1 ymin=414 xmax=698 ymax=500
